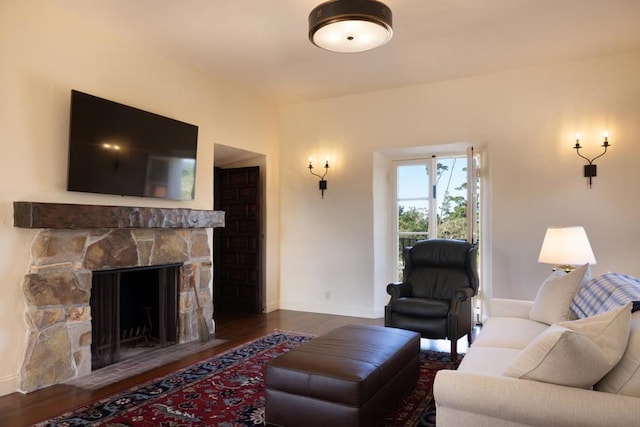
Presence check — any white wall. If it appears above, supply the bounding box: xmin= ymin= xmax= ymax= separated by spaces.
xmin=278 ymin=50 xmax=640 ymax=318
xmin=0 ymin=2 xmax=278 ymax=396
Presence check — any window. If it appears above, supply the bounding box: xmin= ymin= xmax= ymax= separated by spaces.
xmin=394 ymin=148 xmax=479 ymax=280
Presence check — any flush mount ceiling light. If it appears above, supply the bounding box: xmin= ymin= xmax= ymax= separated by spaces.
xmin=308 ymin=0 xmax=393 ymax=53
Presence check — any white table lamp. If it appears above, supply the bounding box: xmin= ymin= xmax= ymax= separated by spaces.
xmin=538 ymin=226 xmax=596 ymax=272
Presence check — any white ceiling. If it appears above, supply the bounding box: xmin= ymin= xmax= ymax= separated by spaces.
xmin=53 ymin=0 xmax=640 ymax=106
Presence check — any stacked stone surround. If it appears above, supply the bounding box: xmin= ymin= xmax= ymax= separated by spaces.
xmin=19 ymin=228 xmax=215 ymax=393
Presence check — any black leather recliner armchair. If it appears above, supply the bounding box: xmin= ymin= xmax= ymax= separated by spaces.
xmin=385 ymin=239 xmax=479 ymax=359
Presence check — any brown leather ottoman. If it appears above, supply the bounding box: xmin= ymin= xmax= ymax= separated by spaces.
xmin=265 ymin=324 xmax=420 ymax=427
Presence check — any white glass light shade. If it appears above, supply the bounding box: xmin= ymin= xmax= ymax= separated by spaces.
xmin=538 ymin=226 xmax=597 ymax=266
xmin=311 ymin=19 xmax=392 ymax=53
xmin=308 ymin=0 xmax=393 ymax=53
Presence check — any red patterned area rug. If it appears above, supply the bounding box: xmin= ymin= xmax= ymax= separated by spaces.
xmin=35 ymin=331 xmax=462 ymax=427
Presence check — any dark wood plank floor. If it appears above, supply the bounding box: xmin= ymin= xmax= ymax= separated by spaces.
xmin=0 ymin=310 xmax=464 ymax=426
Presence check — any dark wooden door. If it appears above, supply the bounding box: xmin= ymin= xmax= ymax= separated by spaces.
xmin=213 ymin=166 xmax=262 ymax=313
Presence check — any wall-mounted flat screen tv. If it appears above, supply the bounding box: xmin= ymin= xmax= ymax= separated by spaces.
xmin=67 ymin=90 xmax=198 ymax=200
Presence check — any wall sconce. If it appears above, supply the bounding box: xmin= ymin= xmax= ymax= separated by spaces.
xmin=308 ymin=157 xmax=329 ymax=198
xmin=573 ymin=131 xmax=611 ymax=189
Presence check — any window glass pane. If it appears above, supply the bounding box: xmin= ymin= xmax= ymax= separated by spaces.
xmin=436 ymin=157 xmax=468 ymax=239
xmin=397 ymin=164 xmax=429 ymax=199
xmin=396 ymin=163 xmax=430 ymax=280
xmin=398 ymin=200 xmax=428 ymax=232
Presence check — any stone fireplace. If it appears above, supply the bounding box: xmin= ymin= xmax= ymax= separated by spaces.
xmin=14 ymin=202 xmax=224 ymax=393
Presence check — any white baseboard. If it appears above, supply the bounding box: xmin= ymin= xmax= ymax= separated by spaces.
xmin=263 ymin=301 xmax=279 ymax=313
xmin=0 ymin=374 xmax=18 ymax=397
xmin=279 ymin=299 xmax=382 ymax=319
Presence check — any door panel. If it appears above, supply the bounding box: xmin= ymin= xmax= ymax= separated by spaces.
xmin=214 ymin=166 xmax=262 ymax=313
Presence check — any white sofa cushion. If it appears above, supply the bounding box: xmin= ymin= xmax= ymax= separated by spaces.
xmin=435 ymin=370 xmax=640 ymax=427
xmin=485 ymin=298 xmax=533 ymax=319
xmin=473 ymin=316 xmax=548 ymax=349
xmin=504 ymin=303 xmax=631 ymax=388
xmin=457 ymin=346 xmax=522 ymax=377
xmin=596 ymin=310 xmax=640 ymax=397
xmin=529 ymin=264 xmax=589 ymax=325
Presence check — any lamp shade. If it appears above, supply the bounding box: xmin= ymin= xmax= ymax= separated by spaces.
xmin=538 ymin=226 xmax=597 ymax=266
xmin=309 ymin=0 xmax=393 ymax=53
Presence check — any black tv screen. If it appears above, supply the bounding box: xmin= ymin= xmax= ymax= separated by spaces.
xmin=67 ymin=90 xmax=198 ymax=200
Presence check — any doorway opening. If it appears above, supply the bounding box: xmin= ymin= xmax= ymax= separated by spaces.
xmin=373 ymin=143 xmax=484 ymax=320
xmin=394 ymin=149 xmax=480 ymax=280
xmin=213 ymin=144 xmax=266 ymax=314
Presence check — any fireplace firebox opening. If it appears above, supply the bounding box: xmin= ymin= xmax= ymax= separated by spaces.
xmin=91 ymin=264 xmax=180 ymax=370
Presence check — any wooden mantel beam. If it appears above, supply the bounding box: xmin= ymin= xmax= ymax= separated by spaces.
xmin=13 ymin=201 xmax=225 ymax=229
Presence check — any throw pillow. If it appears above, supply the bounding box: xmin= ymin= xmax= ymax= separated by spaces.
xmin=529 ymin=263 xmax=589 ymax=325
xmin=595 ymin=310 xmax=640 ymax=397
xmin=570 ymin=272 xmax=640 ymax=319
xmin=505 ymin=303 xmax=631 ymax=388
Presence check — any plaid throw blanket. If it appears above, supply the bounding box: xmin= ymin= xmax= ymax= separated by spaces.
xmin=570 ymin=272 xmax=640 ymax=319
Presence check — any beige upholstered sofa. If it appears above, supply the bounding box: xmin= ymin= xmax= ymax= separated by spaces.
xmin=434 ymin=266 xmax=640 ymax=427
